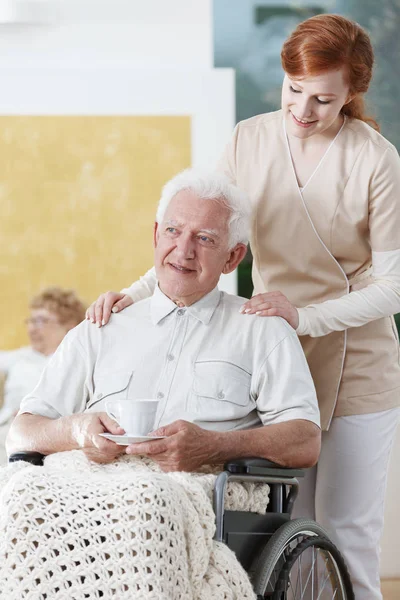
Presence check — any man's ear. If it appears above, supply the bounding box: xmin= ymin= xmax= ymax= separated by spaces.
xmin=153 ymin=222 xmax=159 ymax=248
xmin=222 ymin=243 xmax=248 ymax=275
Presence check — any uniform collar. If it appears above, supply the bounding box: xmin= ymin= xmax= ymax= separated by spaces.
xmin=150 ymin=285 xmax=222 ymax=326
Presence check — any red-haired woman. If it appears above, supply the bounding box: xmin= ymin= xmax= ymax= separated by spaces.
xmin=87 ymin=14 xmax=400 ymax=598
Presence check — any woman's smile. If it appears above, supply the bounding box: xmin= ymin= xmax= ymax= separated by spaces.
xmin=291 ymin=112 xmax=318 ymax=128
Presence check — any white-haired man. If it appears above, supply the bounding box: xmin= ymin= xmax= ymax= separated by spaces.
xmin=7 ymin=169 xmax=321 ymax=470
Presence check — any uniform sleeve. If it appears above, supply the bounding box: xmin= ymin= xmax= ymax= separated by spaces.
xmin=297 ymin=146 xmax=400 ymax=337
xmin=18 ymin=329 xmax=90 ymax=419
xmin=215 ymin=124 xmax=239 ymax=184
xmin=121 ymin=267 xmax=157 ymax=302
xmin=369 ymin=146 xmax=400 ymax=252
xmin=254 ymin=332 xmax=320 ymax=427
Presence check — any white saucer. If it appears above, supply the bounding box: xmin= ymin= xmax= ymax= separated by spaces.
xmin=99 ymin=433 xmax=166 ymax=445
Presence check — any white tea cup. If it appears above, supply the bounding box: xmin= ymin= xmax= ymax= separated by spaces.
xmin=105 ymin=398 xmax=159 ymax=436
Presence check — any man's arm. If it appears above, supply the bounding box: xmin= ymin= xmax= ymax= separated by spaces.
xmin=7 ymin=412 xmax=125 ymax=463
xmin=212 ymin=419 xmax=320 ymax=467
xmin=6 ymin=324 xmax=125 ymax=463
xmin=126 ymin=418 xmax=321 ymax=472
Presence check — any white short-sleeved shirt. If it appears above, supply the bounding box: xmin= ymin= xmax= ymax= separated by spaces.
xmin=19 ymin=287 xmax=320 ymax=431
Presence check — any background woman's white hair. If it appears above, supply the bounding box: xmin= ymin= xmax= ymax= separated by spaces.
xmin=156 ymin=168 xmax=251 ymax=248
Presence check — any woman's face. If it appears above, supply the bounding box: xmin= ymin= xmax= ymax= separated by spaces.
xmin=281 ymin=67 xmax=351 ymax=139
xmin=26 ymin=307 xmax=70 ymax=356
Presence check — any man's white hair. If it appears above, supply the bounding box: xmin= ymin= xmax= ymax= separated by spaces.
xmin=156 ymin=168 xmax=251 ymax=249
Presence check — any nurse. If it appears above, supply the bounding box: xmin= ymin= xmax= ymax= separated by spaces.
xmin=87 ymin=14 xmax=400 ymax=599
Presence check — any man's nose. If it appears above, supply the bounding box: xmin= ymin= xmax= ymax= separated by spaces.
xmin=176 ymin=235 xmax=195 ymax=259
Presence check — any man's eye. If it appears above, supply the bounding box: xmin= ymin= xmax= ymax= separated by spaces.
xmin=290 ymin=85 xmax=301 ymax=93
xmin=199 ymin=235 xmax=212 ymax=243
xmin=166 ymin=227 xmax=176 ymax=233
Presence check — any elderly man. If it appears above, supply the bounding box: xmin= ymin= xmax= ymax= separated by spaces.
xmin=7 ymin=169 xmax=320 ymax=471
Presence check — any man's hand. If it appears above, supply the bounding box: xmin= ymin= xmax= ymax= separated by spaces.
xmin=125 ymin=420 xmax=219 ymax=472
xmin=71 ymin=412 xmax=126 ymax=463
xmin=240 ymin=291 xmax=299 ymax=330
xmin=85 ymin=291 xmax=133 ymax=327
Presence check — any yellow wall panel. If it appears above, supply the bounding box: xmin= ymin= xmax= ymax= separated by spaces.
xmin=0 ymin=116 xmax=191 ymax=348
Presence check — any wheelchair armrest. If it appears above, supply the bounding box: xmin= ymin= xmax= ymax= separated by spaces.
xmin=224 ymin=457 xmax=305 ymax=478
xmin=8 ymin=451 xmax=45 ymax=466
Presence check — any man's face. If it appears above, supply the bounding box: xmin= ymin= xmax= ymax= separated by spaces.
xmin=154 ymin=190 xmax=234 ymax=306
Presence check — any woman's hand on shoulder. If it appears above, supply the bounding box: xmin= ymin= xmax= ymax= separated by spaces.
xmin=85 ymin=291 xmax=134 ymax=327
xmin=240 ymin=291 xmax=299 ymax=330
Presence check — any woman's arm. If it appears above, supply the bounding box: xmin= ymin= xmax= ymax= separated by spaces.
xmin=297 ymin=249 xmax=400 ymax=336
xmin=299 ymin=145 xmax=400 ymax=336
xmin=242 ymin=145 xmax=400 ymax=336
xmin=240 ymin=253 xmax=400 ymax=337
xmin=121 ymin=267 xmax=157 ymax=302
xmin=87 ymin=267 xmax=157 ymax=325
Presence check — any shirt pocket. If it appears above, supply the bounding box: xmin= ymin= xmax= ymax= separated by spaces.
xmin=88 ymin=370 xmax=134 ymax=410
xmin=191 ymin=360 xmax=251 ymax=421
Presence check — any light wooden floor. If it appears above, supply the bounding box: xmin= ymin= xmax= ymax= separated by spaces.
xmin=381 ymin=579 xmax=400 ymax=600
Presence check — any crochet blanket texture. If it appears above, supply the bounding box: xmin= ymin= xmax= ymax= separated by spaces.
xmin=0 ymin=451 xmax=270 ymax=599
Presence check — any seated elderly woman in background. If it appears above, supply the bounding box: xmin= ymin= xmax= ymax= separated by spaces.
xmin=0 ymin=286 xmax=86 ymax=462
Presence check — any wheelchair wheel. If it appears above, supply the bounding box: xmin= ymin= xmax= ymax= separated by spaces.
xmin=250 ymin=518 xmax=354 ymax=599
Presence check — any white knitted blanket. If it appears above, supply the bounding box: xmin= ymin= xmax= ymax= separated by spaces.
xmin=0 ymin=451 xmax=270 ymax=599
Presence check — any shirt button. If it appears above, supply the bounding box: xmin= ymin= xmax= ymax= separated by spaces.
xmin=97 ymin=392 xmax=103 ymax=399
xmin=167 ymin=354 xmax=174 ymax=362
xmin=157 ymin=392 xmax=164 ymax=399
xmin=217 ymin=391 xmax=225 ymax=399
xmin=177 ymin=309 xmax=185 ymax=316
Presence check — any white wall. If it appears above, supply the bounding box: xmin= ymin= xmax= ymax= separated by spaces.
xmin=0 ymin=0 xmax=237 ymax=293
xmin=0 ymin=0 xmax=213 ymax=69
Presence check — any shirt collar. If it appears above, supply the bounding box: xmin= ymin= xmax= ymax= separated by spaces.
xmin=150 ymin=285 xmax=222 ymax=326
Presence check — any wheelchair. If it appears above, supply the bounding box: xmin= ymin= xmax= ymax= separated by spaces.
xmin=9 ymin=452 xmax=354 ymax=599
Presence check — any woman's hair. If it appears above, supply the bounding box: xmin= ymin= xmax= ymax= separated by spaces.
xmin=30 ymin=287 xmax=86 ymax=328
xmin=281 ymin=14 xmax=379 ymax=131
xmin=156 ymin=168 xmax=251 ymax=249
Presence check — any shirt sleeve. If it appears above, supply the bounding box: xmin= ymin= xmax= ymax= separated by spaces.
xmin=121 ymin=267 xmax=157 ymax=302
xmin=297 ymin=146 xmax=400 ymax=337
xmin=18 ymin=328 xmax=89 ymax=419
xmin=254 ymin=332 xmax=320 ymax=427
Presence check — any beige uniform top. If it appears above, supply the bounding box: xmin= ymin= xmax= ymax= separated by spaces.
xmin=216 ymin=110 xmax=400 ymax=429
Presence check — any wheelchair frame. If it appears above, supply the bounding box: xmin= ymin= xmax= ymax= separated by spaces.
xmin=213 ymin=457 xmax=303 ymax=572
